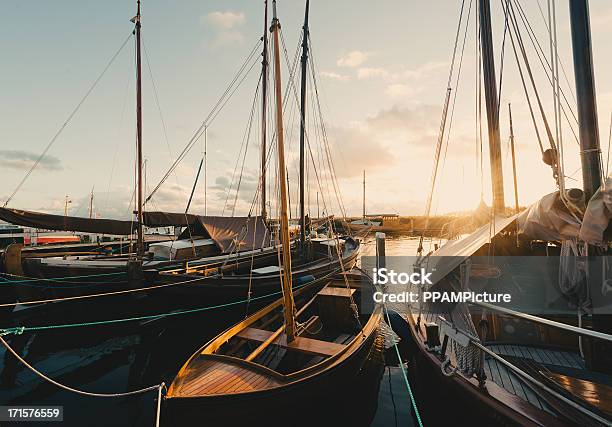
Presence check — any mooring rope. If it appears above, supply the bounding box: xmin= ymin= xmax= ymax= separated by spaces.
xmin=0 ymin=281 xmax=316 ymax=335
xmin=0 ymin=271 xmax=126 ymax=284
xmin=0 ymin=334 xmax=165 ymax=425
xmin=0 ymin=334 xmax=164 ymax=398
xmin=0 ymin=275 xmax=213 ymax=308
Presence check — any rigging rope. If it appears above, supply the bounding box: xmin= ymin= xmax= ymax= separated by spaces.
xmin=146 ymin=39 xmax=263 ymax=203
xmin=0 ymin=281 xmax=315 ymax=335
xmin=3 ymin=31 xmax=134 ymax=207
xmin=513 ymin=0 xmax=579 ymax=144
xmin=142 ymin=36 xmax=187 ymax=208
xmin=421 ymin=0 xmax=468 ymax=243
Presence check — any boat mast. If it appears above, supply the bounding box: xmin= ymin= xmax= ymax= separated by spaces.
xmin=508 ymin=104 xmax=519 ymax=213
xmin=569 ymin=0 xmax=611 ymax=375
xmin=569 ymin=0 xmax=602 ymax=201
xmin=362 ymin=170 xmax=366 ymax=218
xmin=133 ymin=0 xmax=144 ymax=257
xmin=89 ymin=188 xmax=94 ymax=219
xmin=271 ymin=0 xmax=296 ymax=341
xmin=299 ymin=0 xmax=310 ymax=250
xmin=479 ymin=0 xmax=505 ymax=215
xmin=260 ymin=0 xmax=269 ymax=221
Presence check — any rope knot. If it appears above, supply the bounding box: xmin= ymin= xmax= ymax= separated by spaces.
xmin=0 ymin=326 xmax=25 ymax=337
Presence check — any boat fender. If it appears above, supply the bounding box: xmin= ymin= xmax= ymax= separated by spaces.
xmin=295 ymin=274 xmax=315 ymax=285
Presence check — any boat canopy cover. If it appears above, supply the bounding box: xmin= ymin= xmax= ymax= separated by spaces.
xmin=579 ymin=177 xmax=612 ymax=244
xmin=178 ymin=215 xmax=271 ymax=254
xmin=0 ymin=207 xmax=134 ymax=235
xmin=0 ymin=208 xmax=271 ymax=252
xmin=516 ymin=192 xmax=581 ymax=241
xmin=516 ymin=185 xmax=612 ymax=244
xmin=142 ymin=211 xmax=199 ymax=227
xmin=144 ymin=212 xmax=271 ymax=254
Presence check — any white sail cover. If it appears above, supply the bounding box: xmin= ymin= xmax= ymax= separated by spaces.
xmin=579 ymin=177 xmax=612 ymax=244
xmin=516 ymin=183 xmax=612 ymax=244
xmin=516 ymin=191 xmax=581 ymax=241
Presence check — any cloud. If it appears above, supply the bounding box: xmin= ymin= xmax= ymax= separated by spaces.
xmin=204 ymin=11 xmax=245 ymax=29
xmin=320 ymin=71 xmax=350 ymax=82
xmin=357 ymin=67 xmax=389 ymax=80
xmin=201 ymin=11 xmax=246 ymax=48
xmin=337 ymin=50 xmax=368 ymax=68
xmin=357 ymin=61 xmax=448 ymax=83
xmin=384 ymin=83 xmax=415 ymax=98
xmin=365 ymin=105 xmax=475 ymax=155
xmin=0 ymin=150 xmax=62 ymax=171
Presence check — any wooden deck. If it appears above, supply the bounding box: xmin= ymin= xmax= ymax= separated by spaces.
xmin=545 ymin=373 xmax=612 ymax=416
xmin=170 ymin=357 xmax=283 ymax=397
xmin=483 ymin=344 xmax=585 ymax=414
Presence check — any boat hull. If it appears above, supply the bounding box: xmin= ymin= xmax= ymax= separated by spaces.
xmin=163 ymin=315 xmax=380 ymax=426
xmin=403 ymin=311 xmax=571 ymax=427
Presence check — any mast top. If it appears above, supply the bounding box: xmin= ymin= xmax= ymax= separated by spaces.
xmin=271 ymin=0 xmax=280 ymax=28
xmin=131 ymin=0 xmax=141 ymax=24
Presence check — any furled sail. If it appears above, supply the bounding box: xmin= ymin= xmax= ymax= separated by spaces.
xmin=0 ymin=207 xmax=135 ymax=235
xmin=144 ymin=211 xmax=272 ymax=254
xmin=516 ymin=192 xmax=581 ymax=241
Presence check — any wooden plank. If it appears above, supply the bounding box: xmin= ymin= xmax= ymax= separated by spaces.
xmin=545 ymin=373 xmax=612 ymax=416
xmin=317 ymin=287 xmax=356 ymax=297
xmin=236 ymin=327 xmax=346 ymax=357
xmin=496 ymin=358 xmax=516 ymax=394
xmin=237 ymin=327 xmax=275 ymax=342
xmin=287 ymin=336 xmax=346 ymax=357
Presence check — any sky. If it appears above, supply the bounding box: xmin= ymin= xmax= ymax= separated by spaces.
xmin=3 ymin=1 xmax=612 ymax=219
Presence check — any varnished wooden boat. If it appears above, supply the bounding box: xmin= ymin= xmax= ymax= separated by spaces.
xmin=164 ymin=269 xmax=382 ymax=426
xmin=399 ymin=221 xmax=612 ymax=426
xmin=152 ymin=237 xmax=360 ymax=304
xmin=0 ymin=244 xmax=283 ymax=307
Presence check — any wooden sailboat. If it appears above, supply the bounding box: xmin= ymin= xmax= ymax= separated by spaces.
xmin=164 ymin=3 xmax=381 ymax=424
xmin=400 ymin=1 xmax=612 ymax=425
xmin=153 ymin=236 xmax=360 ymax=305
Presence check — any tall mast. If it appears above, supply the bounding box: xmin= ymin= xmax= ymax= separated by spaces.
xmin=508 ymin=104 xmax=519 ymax=213
xmin=569 ymin=0 xmax=602 ymax=201
xmin=362 ymin=170 xmax=366 ymax=218
xmin=271 ymin=0 xmax=296 ymax=342
xmin=134 ymin=0 xmax=144 ymax=256
xmin=569 ymin=0 xmax=611 ymax=376
xmin=260 ymin=0 xmax=269 ymax=220
xmin=479 ymin=0 xmax=505 ymax=215
xmin=298 ymin=0 xmax=310 ymax=250
xmin=89 ymin=188 xmax=94 ymax=219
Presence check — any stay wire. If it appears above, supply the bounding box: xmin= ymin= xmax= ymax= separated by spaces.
xmin=4 ymin=31 xmax=134 ymax=207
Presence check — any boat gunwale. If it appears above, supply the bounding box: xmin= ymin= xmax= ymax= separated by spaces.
xmin=159 ymin=238 xmax=359 ymax=280
xmin=405 ymin=308 xmax=575 ymax=427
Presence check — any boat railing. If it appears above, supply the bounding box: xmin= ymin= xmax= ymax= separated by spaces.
xmin=437 ymin=309 xmax=612 ymax=425
xmin=470 ymin=300 xmax=612 ymax=343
